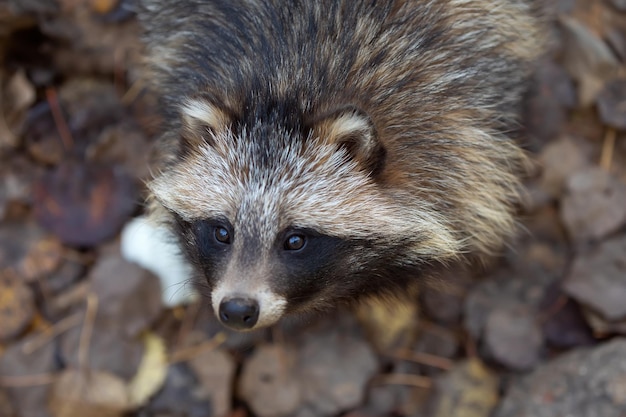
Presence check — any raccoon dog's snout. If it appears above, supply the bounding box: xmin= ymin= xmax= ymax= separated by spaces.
xmin=218 ymin=297 xmax=260 ymax=330
xmin=211 ymin=283 xmax=289 ymax=330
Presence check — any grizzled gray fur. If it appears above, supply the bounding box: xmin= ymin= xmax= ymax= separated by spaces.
xmin=138 ymin=0 xmax=544 ymax=330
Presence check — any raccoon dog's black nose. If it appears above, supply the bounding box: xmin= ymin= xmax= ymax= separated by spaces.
xmin=218 ymin=298 xmax=259 ymax=330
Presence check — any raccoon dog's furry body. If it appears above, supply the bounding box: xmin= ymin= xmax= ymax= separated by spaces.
xmin=139 ymin=0 xmax=543 ymax=330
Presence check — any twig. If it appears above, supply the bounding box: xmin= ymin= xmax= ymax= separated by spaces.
xmin=49 ymin=280 xmax=89 ymax=313
xmin=227 ymin=407 xmax=249 ymax=417
xmin=78 ymin=293 xmax=99 ymax=370
xmin=113 ymin=48 xmax=126 ymax=98
xmin=169 ymin=332 xmax=227 ymax=364
xmin=390 ymin=348 xmax=454 ymax=370
xmin=121 ymin=78 xmax=145 ymax=106
xmin=175 ymin=301 xmax=201 ymax=350
xmin=270 ymin=328 xmax=292 ymax=374
xmin=22 ymin=312 xmax=83 ymax=355
xmin=464 ymin=332 xmax=478 ymax=359
xmin=45 ymin=87 xmax=74 ymax=151
xmin=0 ymin=373 xmax=56 ymax=387
xmin=600 ymin=127 xmax=616 ymax=171
xmin=419 ymin=319 xmax=458 ymax=338
xmin=536 ymin=294 xmax=568 ymax=324
xmin=373 ymin=373 xmax=433 ymax=389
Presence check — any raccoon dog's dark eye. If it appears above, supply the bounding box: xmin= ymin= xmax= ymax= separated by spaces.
xmin=284 ymin=234 xmax=306 ymax=251
xmin=214 ymin=226 xmax=231 ymax=244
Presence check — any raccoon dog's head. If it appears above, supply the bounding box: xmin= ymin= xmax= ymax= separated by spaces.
xmin=149 ymin=99 xmax=458 ymax=331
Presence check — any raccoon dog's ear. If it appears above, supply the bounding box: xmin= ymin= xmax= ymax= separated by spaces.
xmin=312 ymin=106 xmax=386 ymax=176
xmin=179 ymin=99 xmax=231 ymax=150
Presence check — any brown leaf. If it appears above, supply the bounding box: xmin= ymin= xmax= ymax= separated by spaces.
xmin=88 ymin=252 xmax=164 ymax=338
xmin=432 ymin=359 xmax=499 ymax=417
xmin=0 ymin=388 xmax=17 ymax=417
xmin=0 ymin=222 xmax=52 ymax=275
xmin=559 ymin=16 xmax=620 ymax=106
xmin=90 ymin=0 xmax=120 ymax=15
xmin=608 ymin=0 xmax=626 ymax=11
xmin=0 ymin=69 xmax=36 ymax=149
xmin=484 ymin=306 xmax=543 ymax=371
xmin=564 ymin=235 xmax=626 ymax=321
xmin=560 ymin=167 xmax=626 ymax=243
xmin=0 ymin=155 xmax=41 ymax=221
xmin=0 ymin=270 xmax=35 ymax=342
xmin=49 ymin=369 xmax=130 ymax=417
xmin=33 ymin=161 xmax=136 ymax=247
xmin=59 ymin=322 xmax=144 ymax=382
xmin=239 ymin=345 xmax=301 ymax=417
xmin=540 ymin=282 xmax=595 ymax=349
xmin=239 ymin=317 xmax=379 ymax=417
xmin=187 ymin=345 xmax=236 ymax=417
xmin=494 ymin=339 xmax=626 ymax=417
xmin=597 ymin=78 xmax=626 ymax=130
xmin=538 ymin=136 xmax=592 ymax=198
xmin=142 ymin=363 xmax=212 ymax=415
xmin=356 ymin=295 xmax=419 ymax=352
xmin=23 ymin=102 xmax=66 ymax=166
xmin=296 ymin=319 xmax=379 ymax=416
xmin=17 ymin=235 xmax=64 ymax=284
xmin=524 ymin=61 xmax=574 ymax=145
xmin=0 ymin=333 xmax=58 ymax=417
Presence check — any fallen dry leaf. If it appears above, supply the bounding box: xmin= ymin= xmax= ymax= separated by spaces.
xmin=17 ymin=235 xmax=64 ymax=283
xmin=0 ymin=388 xmax=16 ymax=417
xmin=484 ymin=305 xmax=543 ymax=371
xmin=524 ymin=61 xmax=575 ymax=145
xmin=494 ymin=339 xmax=626 ymax=417
xmin=296 ymin=319 xmax=379 ymax=416
xmin=564 ymin=234 xmax=626 ymax=321
xmin=560 ymin=167 xmax=626 ymax=243
xmin=0 ymin=222 xmax=62 ymax=280
xmin=538 ymin=136 xmax=592 ymax=198
xmin=142 ymin=363 xmax=212 ymax=416
xmin=127 ymin=332 xmax=167 ymax=408
xmin=33 ymin=160 xmax=136 ymax=247
xmin=432 ymin=359 xmax=500 ymax=417
xmin=540 ymin=283 xmax=595 ymax=349
xmin=49 ymin=369 xmax=130 ymax=417
xmin=23 ymin=102 xmax=66 ymax=166
xmin=59 ymin=318 xmax=144 ymax=381
xmin=0 ymin=270 xmax=35 ymax=342
xmin=187 ymin=343 xmax=236 ymax=417
xmin=597 ymin=78 xmax=626 ymax=130
xmin=0 ymin=333 xmax=58 ymax=417
xmin=559 ymin=16 xmax=621 ymax=106
xmin=356 ymin=295 xmax=419 ymax=352
xmin=239 ymin=344 xmax=301 ymax=417
xmin=0 ymin=69 xmax=36 ymax=149
xmin=88 ymin=252 xmax=164 ymax=338
xmin=90 ymin=0 xmax=120 ymax=15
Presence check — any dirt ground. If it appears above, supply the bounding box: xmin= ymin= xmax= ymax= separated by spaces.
xmin=1 ymin=0 xmax=626 ymax=416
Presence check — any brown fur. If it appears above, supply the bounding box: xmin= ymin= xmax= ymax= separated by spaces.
xmin=138 ymin=0 xmax=545 ymax=328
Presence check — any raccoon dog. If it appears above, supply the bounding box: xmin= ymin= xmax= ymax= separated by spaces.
xmin=139 ymin=0 xmax=543 ymax=330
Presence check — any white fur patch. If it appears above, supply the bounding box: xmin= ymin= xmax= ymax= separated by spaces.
xmin=181 ymin=98 xmax=229 ymax=132
xmin=121 ymin=216 xmax=198 ymax=307
xmin=324 ymin=112 xmax=370 ymax=139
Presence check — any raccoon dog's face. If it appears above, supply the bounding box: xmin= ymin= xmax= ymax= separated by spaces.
xmin=149 ymin=99 xmax=457 ymax=331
